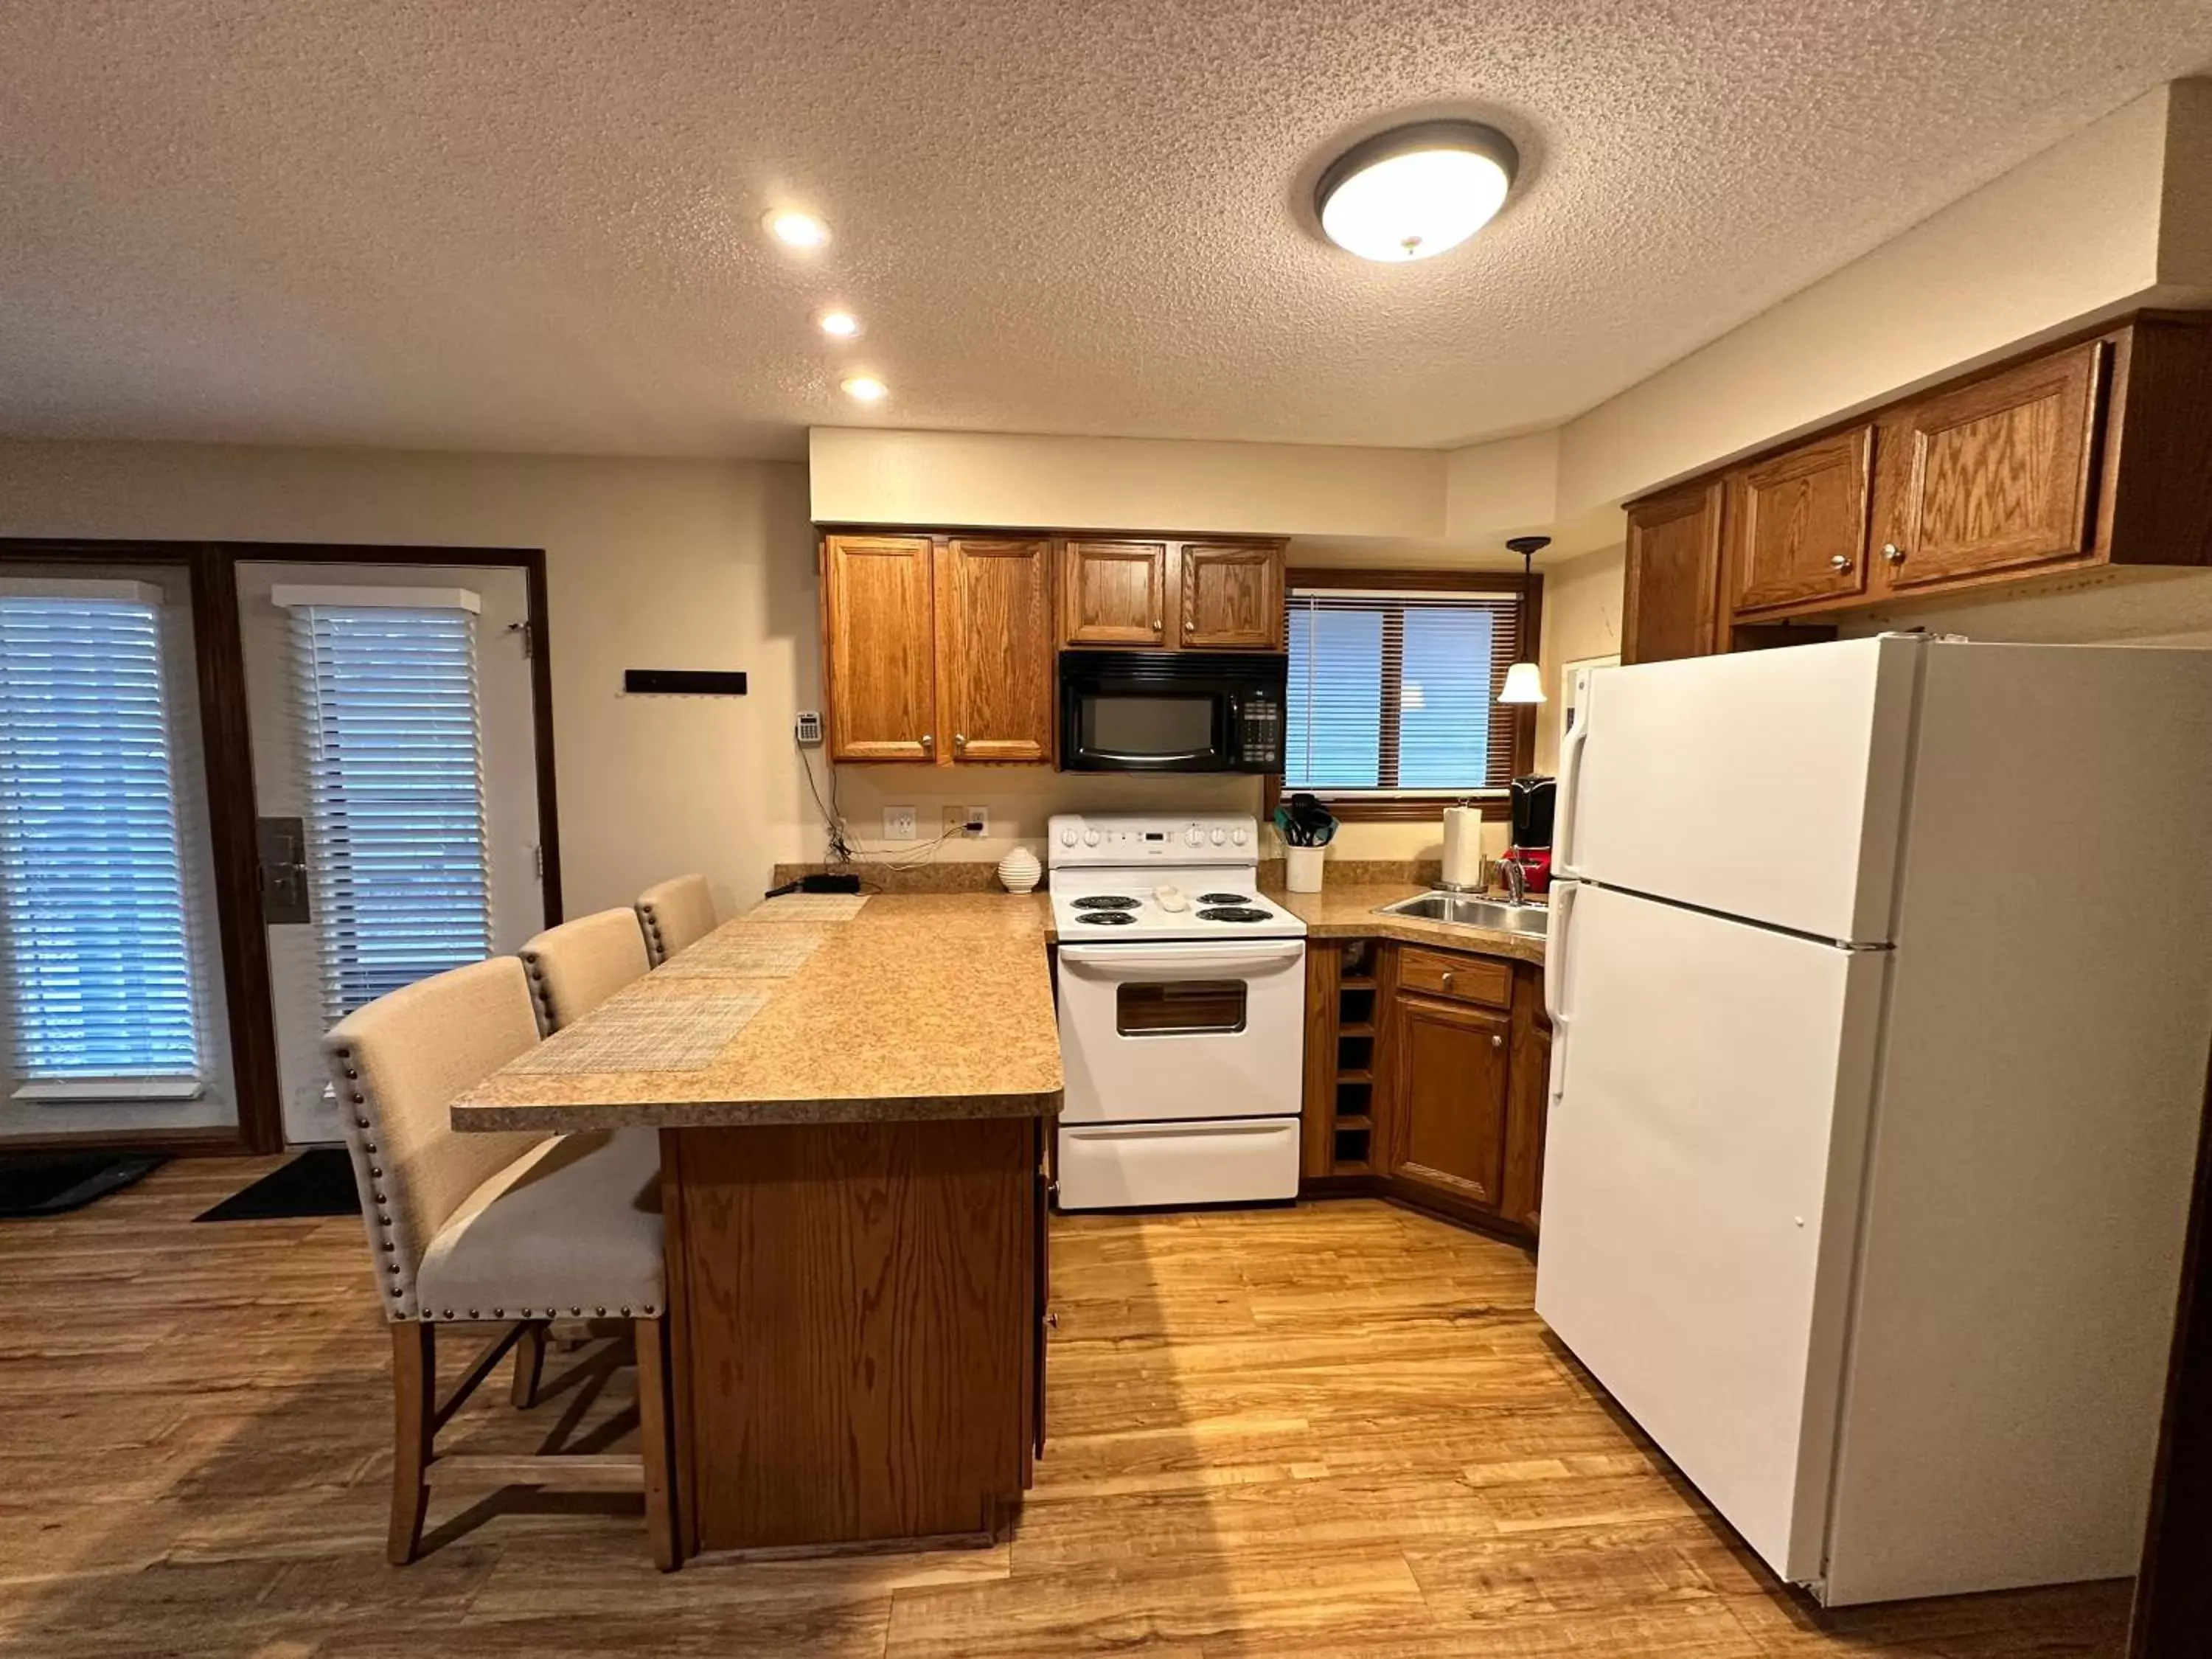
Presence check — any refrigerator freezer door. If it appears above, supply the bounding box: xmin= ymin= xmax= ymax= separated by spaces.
xmin=1556 ymin=636 xmax=1919 ymax=944
xmin=1535 ymin=883 xmax=1887 ymax=1585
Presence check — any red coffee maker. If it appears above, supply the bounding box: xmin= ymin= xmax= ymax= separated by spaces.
xmin=1503 ymin=775 xmax=1557 ymax=896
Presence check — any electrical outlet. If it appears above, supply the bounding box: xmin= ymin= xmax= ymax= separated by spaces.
xmin=943 ymin=804 xmax=989 ymax=838
xmin=884 ymin=805 xmax=917 ymax=841
xmin=966 ymin=805 xmax=989 ymax=838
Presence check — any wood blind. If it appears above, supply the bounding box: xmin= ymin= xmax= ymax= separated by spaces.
xmin=1284 ymin=588 xmax=1523 ymax=795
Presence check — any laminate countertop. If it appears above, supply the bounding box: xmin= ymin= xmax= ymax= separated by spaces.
xmin=1265 ymin=882 xmax=1549 ymax=966
xmin=451 ymin=893 xmax=1062 ymax=1133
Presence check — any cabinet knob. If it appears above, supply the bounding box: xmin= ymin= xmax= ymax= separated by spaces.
xmin=954 ymin=733 xmax=967 ymax=749
xmin=1491 ymin=1033 xmax=1504 ymax=1049
xmin=920 ymin=733 xmax=934 ymax=750
xmin=1882 ymin=542 xmax=1907 ymax=563
xmin=1829 ymin=554 xmax=1854 ymax=572
xmin=1441 ymin=971 xmax=1455 ymax=988
xmin=1153 ymin=616 xmax=1163 ymax=631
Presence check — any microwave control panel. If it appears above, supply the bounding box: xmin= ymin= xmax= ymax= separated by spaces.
xmin=1236 ymin=692 xmax=1283 ymax=766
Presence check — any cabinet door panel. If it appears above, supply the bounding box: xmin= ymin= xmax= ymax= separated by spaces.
xmin=1623 ymin=480 xmax=1724 ymax=664
xmin=1885 ymin=340 xmax=2107 ymax=590
xmin=823 ymin=535 xmax=936 ymax=762
xmin=1502 ymin=964 xmax=1550 ymax=1237
xmin=1382 ymin=992 xmax=1509 ymax=1210
xmin=1178 ymin=542 xmax=1283 ymax=650
xmin=1728 ymin=426 xmax=1874 ymax=613
xmin=942 ymin=538 xmax=1053 ymax=763
xmin=1062 ymin=540 xmax=1166 ymax=647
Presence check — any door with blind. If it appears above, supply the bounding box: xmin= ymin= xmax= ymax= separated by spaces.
xmin=236 ymin=563 xmax=544 ymax=1145
xmin=1282 ymin=583 xmax=1531 ymax=807
xmin=0 ymin=565 xmax=242 ymax=1141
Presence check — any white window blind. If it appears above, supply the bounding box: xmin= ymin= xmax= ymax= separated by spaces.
xmin=1284 ymin=588 xmax=1523 ymax=795
xmin=0 ymin=591 xmax=204 ymax=1088
xmin=292 ymin=605 xmax=493 ymax=1023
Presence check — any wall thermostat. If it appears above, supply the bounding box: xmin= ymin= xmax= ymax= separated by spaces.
xmin=794 ymin=711 xmax=824 ymax=745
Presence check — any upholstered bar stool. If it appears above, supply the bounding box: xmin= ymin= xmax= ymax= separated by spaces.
xmin=635 ymin=873 xmax=717 ymax=966
xmin=518 ymin=908 xmax=650 ymax=1033
xmin=323 ymin=956 xmax=676 ymax=1569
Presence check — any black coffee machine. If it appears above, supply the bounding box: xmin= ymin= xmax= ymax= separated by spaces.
xmin=1506 ymin=775 xmax=1557 ymax=894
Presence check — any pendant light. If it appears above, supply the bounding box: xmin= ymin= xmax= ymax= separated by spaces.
xmin=1497 ymin=535 xmax=1548 ymax=705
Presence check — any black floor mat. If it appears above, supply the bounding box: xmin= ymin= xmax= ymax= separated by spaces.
xmin=0 ymin=1151 xmax=166 ymax=1219
xmin=195 ymin=1147 xmax=358 ymax=1222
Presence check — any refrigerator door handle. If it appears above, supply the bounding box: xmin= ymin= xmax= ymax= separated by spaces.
xmin=1545 ymin=880 xmax=1576 ymax=1107
xmin=1553 ymin=669 xmax=1595 ymax=877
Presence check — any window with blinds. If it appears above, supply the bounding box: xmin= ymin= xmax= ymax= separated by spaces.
xmin=1284 ymin=587 xmax=1523 ymax=796
xmin=292 ymin=604 xmax=493 ymax=1023
xmin=0 ymin=588 xmax=204 ymax=1091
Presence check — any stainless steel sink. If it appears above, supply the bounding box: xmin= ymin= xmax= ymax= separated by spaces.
xmin=1375 ymin=891 xmax=1551 ymax=937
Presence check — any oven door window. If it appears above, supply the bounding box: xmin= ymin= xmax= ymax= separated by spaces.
xmin=1116 ymin=979 xmax=1249 ymax=1036
xmin=1080 ymin=694 xmax=1219 ymax=764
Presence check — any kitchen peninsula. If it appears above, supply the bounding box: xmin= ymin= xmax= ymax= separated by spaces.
xmin=452 ymin=894 xmax=1061 ymax=1563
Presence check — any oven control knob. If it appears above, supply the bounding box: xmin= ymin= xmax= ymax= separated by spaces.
xmin=1208 ymin=827 xmax=1226 ymax=845
xmin=1060 ymin=827 xmax=1077 ymax=847
xmin=1184 ymin=825 xmax=1204 ymax=847
xmin=1082 ymin=828 xmax=1102 ymax=847
xmin=1231 ymin=827 xmax=1249 ymax=846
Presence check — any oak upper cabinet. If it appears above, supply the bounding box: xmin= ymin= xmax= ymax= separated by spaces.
xmin=821 ymin=534 xmax=939 ymax=762
xmin=1381 ymin=987 xmax=1512 ymax=1212
xmin=1061 ymin=540 xmax=1168 ymax=647
xmin=1060 ymin=536 xmax=1287 ymax=651
xmin=1726 ymin=425 xmax=1874 ymax=614
xmin=939 ymin=537 xmax=1054 ymax=762
xmin=1621 ymin=479 xmax=1725 ymax=664
xmin=1874 ymin=339 xmax=2107 ymax=592
xmin=1178 ymin=542 xmax=1284 ymax=650
xmin=821 ymin=532 xmax=1054 ymax=765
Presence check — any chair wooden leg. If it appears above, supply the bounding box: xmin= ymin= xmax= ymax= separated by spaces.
xmin=510 ymin=1319 xmax=547 ymax=1409
xmin=388 ymin=1321 xmax=436 ymax=1566
xmin=634 ymin=1316 xmax=678 ymax=1571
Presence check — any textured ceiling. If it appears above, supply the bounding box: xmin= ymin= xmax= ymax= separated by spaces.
xmin=4 ymin=2 xmax=2211 ymax=459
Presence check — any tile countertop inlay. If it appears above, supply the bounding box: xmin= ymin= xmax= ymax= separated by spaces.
xmin=451 ymin=894 xmax=1062 ymax=1133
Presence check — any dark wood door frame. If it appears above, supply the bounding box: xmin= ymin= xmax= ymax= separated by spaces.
xmin=2132 ymin=1043 xmax=2212 ymax=1656
xmin=0 ymin=538 xmax=560 ymax=1158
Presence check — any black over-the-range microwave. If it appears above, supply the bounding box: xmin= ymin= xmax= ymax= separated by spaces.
xmin=1058 ymin=650 xmax=1288 ymax=773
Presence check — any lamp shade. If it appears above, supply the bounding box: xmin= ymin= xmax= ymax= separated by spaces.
xmin=1498 ymin=659 xmax=1547 ymax=705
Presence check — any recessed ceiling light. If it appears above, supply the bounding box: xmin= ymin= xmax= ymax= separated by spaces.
xmin=819 ymin=310 xmax=860 ymax=338
xmin=842 ymin=375 xmax=888 ymax=402
xmin=1315 ymin=120 xmax=1519 ymax=262
xmin=765 ymin=209 xmax=830 ymax=248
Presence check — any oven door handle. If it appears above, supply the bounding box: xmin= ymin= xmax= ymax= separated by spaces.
xmin=1057 ymin=942 xmax=1306 ymax=975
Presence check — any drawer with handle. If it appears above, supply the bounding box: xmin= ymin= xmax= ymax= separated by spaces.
xmin=1396 ymin=947 xmax=1512 ymax=1009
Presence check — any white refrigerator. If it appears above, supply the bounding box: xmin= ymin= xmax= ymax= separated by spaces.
xmin=1536 ymin=633 xmax=2212 ymax=1607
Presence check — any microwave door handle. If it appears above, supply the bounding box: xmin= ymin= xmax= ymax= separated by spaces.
xmin=1082 ymin=748 xmax=1215 ymax=765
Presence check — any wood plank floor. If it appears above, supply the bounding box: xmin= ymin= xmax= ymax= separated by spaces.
xmin=0 ymin=1158 xmax=2130 ymax=1656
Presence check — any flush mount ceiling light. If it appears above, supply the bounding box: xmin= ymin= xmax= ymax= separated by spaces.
xmin=841 ymin=375 xmax=888 ymax=403
xmin=818 ymin=310 xmax=860 ymax=338
xmin=764 ymin=209 xmax=830 ymax=248
xmin=1315 ymin=120 xmax=1519 ymax=262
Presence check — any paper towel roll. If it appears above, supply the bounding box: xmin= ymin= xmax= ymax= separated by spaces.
xmin=1441 ymin=804 xmax=1484 ymax=891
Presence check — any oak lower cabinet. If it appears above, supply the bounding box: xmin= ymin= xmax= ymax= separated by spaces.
xmin=1301 ymin=939 xmax=1548 ymax=1243
xmin=820 ymin=532 xmax=1054 ymax=765
xmin=1381 ymin=992 xmax=1512 ymax=1211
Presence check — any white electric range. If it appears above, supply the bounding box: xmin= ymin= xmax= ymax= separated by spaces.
xmin=1048 ymin=813 xmax=1307 ymax=1210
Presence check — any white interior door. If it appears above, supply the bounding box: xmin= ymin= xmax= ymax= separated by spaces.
xmin=1557 ymin=636 xmax=1919 ymax=942
xmin=1535 ymin=881 xmax=1887 ymax=1585
xmin=237 ymin=562 xmax=543 ymax=1145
